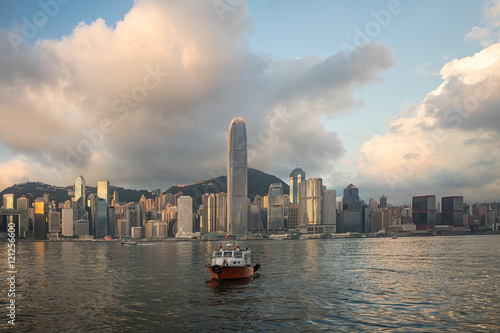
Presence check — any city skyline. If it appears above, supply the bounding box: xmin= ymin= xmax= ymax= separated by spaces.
xmin=0 ymin=1 xmax=500 ymax=205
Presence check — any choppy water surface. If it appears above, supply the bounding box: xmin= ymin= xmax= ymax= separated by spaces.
xmin=1 ymin=235 xmax=499 ymax=332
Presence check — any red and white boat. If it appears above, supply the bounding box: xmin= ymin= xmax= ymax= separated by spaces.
xmin=206 ymin=244 xmax=260 ymax=280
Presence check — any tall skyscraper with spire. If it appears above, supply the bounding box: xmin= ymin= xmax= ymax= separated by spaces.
xmin=227 ymin=118 xmax=247 ymax=235
xmin=74 ymin=175 xmax=88 ymax=221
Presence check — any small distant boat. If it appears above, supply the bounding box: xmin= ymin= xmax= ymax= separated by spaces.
xmin=392 ymin=233 xmax=397 ymax=239
xmin=121 ymin=241 xmax=138 ymax=245
xmin=206 ymin=244 xmax=260 ymax=280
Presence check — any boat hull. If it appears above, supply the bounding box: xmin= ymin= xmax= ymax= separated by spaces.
xmin=206 ymin=265 xmax=259 ymax=280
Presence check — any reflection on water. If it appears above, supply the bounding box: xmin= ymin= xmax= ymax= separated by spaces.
xmin=1 ymin=235 xmax=499 ymax=332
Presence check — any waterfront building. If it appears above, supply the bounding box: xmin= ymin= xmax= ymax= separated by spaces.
xmin=371 ymin=209 xmax=392 ymax=232
xmin=17 ymin=196 xmax=29 ymax=236
xmin=227 ymin=117 xmax=248 ymax=235
xmin=289 ymin=164 xmax=305 ymax=204
xmin=268 ymin=183 xmax=284 ymax=231
xmin=34 ymin=198 xmax=47 ymax=238
xmin=412 ymin=195 xmax=437 ymax=230
xmin=298 ymin=178 xmax=323 ymax=233
xmin=61 ymin=208 xmax=74 ymax=236
xmin=342 ymin=205 xmax=369 ymax=233
xmin=247 ymin=203 xmax=261 ymax=231
xmin=441 ymin=196 xmax=464 ymax=225
xmin=369 ymin=198 xmax=377 ymax=212
xmin=74 ymin=175 xmax=88 ymax=221
xmin=131 ymin=227 xmax=142 ymax=239
xmin=177 ymin=196 xmax=193 ymax=236
xmin=117 ymin=219 xmax=127 ymax=236
xmin=125 ymin=202 xmax=141 ymax=236
xmin=216 ymin=192 xmax=227 ymax=232
xmin=74 ymin=220 xmax=90 ymax=236
xmin=108 ymin=206 xmax=116 ymax=237
xmin=323 ymin=190 xmax=337 ymax=233
xmin=48 ymin=211 xmax=61 ymax=234
xmin=96 ymin=197 xmax=108 ymax=237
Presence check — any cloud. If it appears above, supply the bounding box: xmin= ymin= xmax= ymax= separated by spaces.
xmin=356 ymin=43 xmax=500 ymax=204
xmin=465 ymin=0 xmax=500 ymax=46
xmin=0 ymin=0 xmax=394 ymax=191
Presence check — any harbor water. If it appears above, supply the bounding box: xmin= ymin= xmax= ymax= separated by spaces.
xmin=1 ymin=235 xmax=499 ymax=332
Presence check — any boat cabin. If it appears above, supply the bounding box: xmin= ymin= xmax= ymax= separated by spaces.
xmin=211 ymin=246 xmax=252 ymax=267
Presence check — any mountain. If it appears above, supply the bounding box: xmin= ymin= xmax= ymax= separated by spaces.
xmin=0 ymin=182 xmax=155 ymax=206
xmin=165 ymin=168 xmax=289 ymax=208
xmin=0 ymin=168 xmax=288 ymax=207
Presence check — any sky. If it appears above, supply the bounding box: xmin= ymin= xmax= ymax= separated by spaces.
xmin=0 ymin=0 xmax=499 ymax=205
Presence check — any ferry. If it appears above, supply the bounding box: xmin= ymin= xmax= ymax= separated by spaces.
xmin=206 ymin=244 xmax=260 ymax=280
xmin=121 ymin=241 xmax=138 ymax=245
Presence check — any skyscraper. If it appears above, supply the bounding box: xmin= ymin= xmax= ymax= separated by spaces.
xmin=289 ymin=165 xmax=305 ymax=204
xmin=177 ymin=196 xmax=193 ymax=236
xmin=412 ymin=195 xmax=437 ymax=230
xmin=380 ymin=195 xmax=387 ymax=209
xmin=62 ymin=208 xmax=74 ymax=236
xmin=268 ymin=183 xmax=284 ymax=230
xmin=343 ymin=183 xmax=359 ymax=209
xmin=298 ymin=178 xmax=323 ymax=232
xmin=441 ymin=196 xmax=463 ymax=225
xmin=97 ymin=180 xmax=110 ymax=204
xmin=74 ymin=175 xmax=88 ymax=221
xmin=34 ymin=198 xmax=47 ymax=238
xmin=227 ymin=117 xmax=247 ymax=235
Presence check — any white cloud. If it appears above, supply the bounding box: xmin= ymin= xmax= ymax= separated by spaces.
xmin=0 ymin=0 xmax=394 ymax=191
xmin=357 ymin=43 xmax=500 ymax=204
xmin=465 ymin=0 xmax=500 ymax=46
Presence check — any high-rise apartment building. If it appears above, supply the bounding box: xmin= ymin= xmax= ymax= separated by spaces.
xmin=227 ymin=118 xmax=247 ymax=235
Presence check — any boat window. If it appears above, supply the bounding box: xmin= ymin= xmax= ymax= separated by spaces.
xmin=214 ymin=252 xmax=222 ymax=258
xmin=234 ymin=252 xmax=242 ymax=258
xmin=223 ymin=252 xmax=233 ymax=257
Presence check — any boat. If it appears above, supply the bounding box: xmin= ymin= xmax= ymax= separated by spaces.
xmin=121 ymin=241 xmax=138 ymax=245
xmin=206 ymin=244 xmax=260 ymax=280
